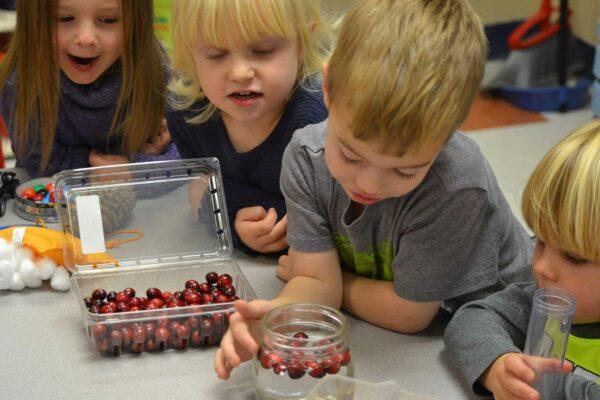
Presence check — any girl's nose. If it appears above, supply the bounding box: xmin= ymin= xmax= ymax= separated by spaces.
xmin=228 ymin=59 xmax=255 ymax=83
xmin=75 ymin=24 xmax=99 ymax=47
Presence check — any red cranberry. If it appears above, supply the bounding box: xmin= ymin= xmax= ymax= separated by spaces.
xmin=120 ymin=326 xmax=133 ymax=349
xmin=200 ymin=318 xmax=214 ymax=337
xmin=139 ymin=297 xmax=149 ymax=307
xmin=287 ymin=361 xmax=306 ymax=379
xmin=186 ymin=317 xmax=200 ymax=329
xmin=168 ymin=321 xmax=181 ymax=335
xmin=83 ymin=297 xmax=93 ymax=308
xmin=95 ymin=338 xmax=109 ymax=353
xmin=128 ymin=297 xmax=142 ymax=308
xmin=198 ymin=282 xmax=211 ymax=294
xmin=145 ymin=339 xmax=156 ymax=352
xmin=172 ymin=291 xmax=184 ymax=301
xmin=109 ymin=329 xmax=123 ymax=355
xmin=150 ymin=298 xmax=165 ymax=308
xmin=201 ymin=294 xmax=213 ymax=304
xmin=132 ymin=327 xmax=146 ymax=353
xmin=155 ymin=327 xmax=170 ymax=351
xmin=156 ymin=318 xmax=169 ymax=330
xmin=92 ymin=288 xmax=107 ymax=301
xmin=272 ymin=362 xmax=287 ymax=375
xmin=221 ymin=284 xmax=236 ymax=297
xmin=333 ymin=350 xmax=351 ymax=366
xmin=259 ymin=353 xmax=271 ymax=369
xmin=91 ymin=299 xmax=105 ymax=308
xmin=190 ymin=330 xmax=203 ymax=347
xmin=91 ymin=324 xmax=107 ymax=340
xmin=217 ymin=273 xmax=233 ymax=288
xmin=293 ymin=332 xmax=309 ymax=339
xmin=101 ymin=303 xmax=117 ymax=314
xmin=129 ymin=306 xmax=141 ymax=312
xmin=185 ymin=279 xmax=200 ymax=291
xmin=116 ymin=302 xmax=129 ymax=313
xmin=106 ymin=291 xmax=117 ymax=303
xmin=89 ymin=305 xmax=101 ymax=314
xmin=146 ymin=287 xmax=162 ymax=300
xmin=177 ymin=324 xmax=191 ymax=339
xmin=307 ymin=361 xmax=326 ymax=378
xmin=123 ymin=287 xmax=136 ymax=298
xmin=321 ymin=359 xmax=341 ymax=374
xmin=166 ymin=300 xmax=180 ymax=308
xmin=205 ymin=271 xmax=218 ymax=285
xmin=115 ymin=292 xmax=129 ymax=303
xmin=160 ymin=291 xmax=172 ymax=301
xmin=145 ymin=303 xmax=159 ymax=311
xmin=144 ymin=323 xmax=156 ymax=340
xmin=214 ymin=294 xmax=229 ymax=303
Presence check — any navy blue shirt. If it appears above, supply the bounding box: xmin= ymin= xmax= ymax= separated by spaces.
xmin=167 ymin=85 xmax=328 ymax=252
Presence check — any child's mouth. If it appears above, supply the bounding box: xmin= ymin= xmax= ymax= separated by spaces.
xmin=229 ymin=91 xmax=262 ymax=100
xmin=68 ymin=54 xmax=100 ymax=71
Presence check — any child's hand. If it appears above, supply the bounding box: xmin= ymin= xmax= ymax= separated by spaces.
xmin=277 ymin=248 xmax=297 ymax=282
xmin=89 ymin=150 xmax=129 ymax=167
xmin=142 ymin=119 xmax=171 ymax=155
xmin=482 ymin=353 xmax=572 ymax=400
xmin=214 ymin=299 xmax=274 ymax=379
xmin=234 ymin=207 xmax=288 ymax=253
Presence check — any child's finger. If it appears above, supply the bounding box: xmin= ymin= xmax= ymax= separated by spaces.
xmin=505 ymin=355 xmax=536 ymax=383
xmin=237 ymin=206 xmax=268 ymax=222
xmin=215 ymin=346 xmax=233 ymax=379
xmin=235 ymin=299 xmax=273 ymax=320
xmin=277 ymin=263 xmax=293 ymax=281
xmin=263 ymin=235 xmax=288 ymax=253
xmin=504 ymin=371 xmax=540 ymax=400
xmin=267 ymin=215 xmax=288 ymax=241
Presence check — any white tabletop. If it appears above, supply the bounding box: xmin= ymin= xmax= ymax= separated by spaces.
xmin=0 ymin=170 xmax=477 ymax=400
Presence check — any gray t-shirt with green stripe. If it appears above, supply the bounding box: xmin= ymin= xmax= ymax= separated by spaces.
xmin=280 ymin=120 xmax=533 ymax=312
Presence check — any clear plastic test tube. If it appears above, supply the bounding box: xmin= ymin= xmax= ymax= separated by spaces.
xmin=524 ymin=287 xmax=576 ymax=400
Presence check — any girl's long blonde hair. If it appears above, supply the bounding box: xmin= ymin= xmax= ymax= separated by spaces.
xmin=170 ymin=0 xmax=334 ymax=124
xmin=522 ymin=119 xmax=600 ymax=261
xmin=0 ymin=0 xmax=166 ymax=174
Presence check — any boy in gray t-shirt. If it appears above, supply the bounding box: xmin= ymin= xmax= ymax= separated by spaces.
xmin=215 ymin=0 xmax=533 ymax=379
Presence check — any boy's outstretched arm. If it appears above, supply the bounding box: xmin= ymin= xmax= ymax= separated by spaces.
xmin=215 ymin=248 xmax=343 ymax=379
xmin=341 ymin=271 xmax=440 ymax=333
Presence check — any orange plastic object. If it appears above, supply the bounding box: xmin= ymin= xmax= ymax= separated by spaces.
xmin=0 ymin=226 xmax=116 ymax=268
xmin=508 ymin=0 xmax=572 ymax=50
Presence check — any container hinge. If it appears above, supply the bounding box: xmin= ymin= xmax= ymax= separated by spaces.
xmin=209 ymin=175 xmax=228 ymax=248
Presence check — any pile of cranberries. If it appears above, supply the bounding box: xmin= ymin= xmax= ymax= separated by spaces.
xmin=83 ymin=272 xmax=238 ymax=314
xmin=84 ymin=272 xmax=238 ymax=356
xmin=257 ymin=332 xmax=351 ymax=379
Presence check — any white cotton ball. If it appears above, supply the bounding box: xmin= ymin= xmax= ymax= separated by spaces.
xmin=37 ymin=258 xmax=57 ymax=280
xmin=14 ymin=247 xmax=35 ymax=268
xmin=0 ymin=242 xmax=12 ymax=262
xmin=19 ymin=259 xmax=42 ymax=288
xmin=0 ymin=259 xmax=16 ymax=282
xmin=0 ymin=275 xmax=11 ymax=290
xmin=9 ymin=272 xmax=25 ymax=291
xmin=50 ymin=267 xmax=70 ymax=292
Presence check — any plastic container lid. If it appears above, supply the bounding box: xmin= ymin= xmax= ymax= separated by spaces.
xmin=54 ymin=158 xmax=232 ymax=272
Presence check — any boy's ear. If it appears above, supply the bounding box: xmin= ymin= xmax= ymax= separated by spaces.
xmin=322 ymin=63 xmax=329 ymax=109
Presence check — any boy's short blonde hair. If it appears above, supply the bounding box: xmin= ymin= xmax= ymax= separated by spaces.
xmin=326 ymin=0 xmax=487 ymax=155
xmin=170 ymin=0 xmax=333 ymax=123
xmin=522 ymin=120 xmax=600 ymax=262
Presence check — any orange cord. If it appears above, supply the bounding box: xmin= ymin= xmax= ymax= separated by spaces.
xmin=105 ymin=229 xmax=144 ymax=249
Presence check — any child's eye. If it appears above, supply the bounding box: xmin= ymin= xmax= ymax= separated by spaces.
xmin=339 ymin=149 xmax=360 ymax=164
xmin=561 ymin=252 xmax=588 ymax=265
xmin=98 ymin=17 xmax=119 ymax=25
xmin=252 ymin=48 xmax=275 ymax=56
xmin=206 ymin=51 xmax=227 ymax=60
xmin=58 ymin=15 xmax=74 ymax=23
xmin=394 ymin=170 xmax=417 ymax=180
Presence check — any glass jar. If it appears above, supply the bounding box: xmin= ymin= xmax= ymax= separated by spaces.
xmin=252 ymin=303 xmax=353 ymax=400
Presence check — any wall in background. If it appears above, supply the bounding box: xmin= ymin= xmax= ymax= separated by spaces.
xmin=323 ymin=0 xmax=598 ymax=45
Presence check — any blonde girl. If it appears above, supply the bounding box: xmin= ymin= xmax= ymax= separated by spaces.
xmin=167 ymin=0 xmax=333 ymax=254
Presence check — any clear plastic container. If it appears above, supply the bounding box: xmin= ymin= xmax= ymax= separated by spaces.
xmin=253 ymin=303 xmax=353 ymax=400
xmin=54 ymin=159 xmax=256 ymax=356
xmin=524 ymin=287 xmax=576 ymax=399
xmin=306 ymin=376 xmax=435 ymax=400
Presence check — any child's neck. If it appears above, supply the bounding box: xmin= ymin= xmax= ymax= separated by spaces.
xmin=222 ymin=107 xmax=285 ymax=153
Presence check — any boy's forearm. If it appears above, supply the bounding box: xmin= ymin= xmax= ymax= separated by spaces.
xmin=341 ymin=271 xmax=440 ymax=333
xmin=274 ymin=275 xmax=342 ymax=309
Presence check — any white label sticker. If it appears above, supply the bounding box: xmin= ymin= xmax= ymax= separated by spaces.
xmin=12 ymin=227 xmax=26 ymax=247
xmin=75 ymin=195 xmax=106 ymax=254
